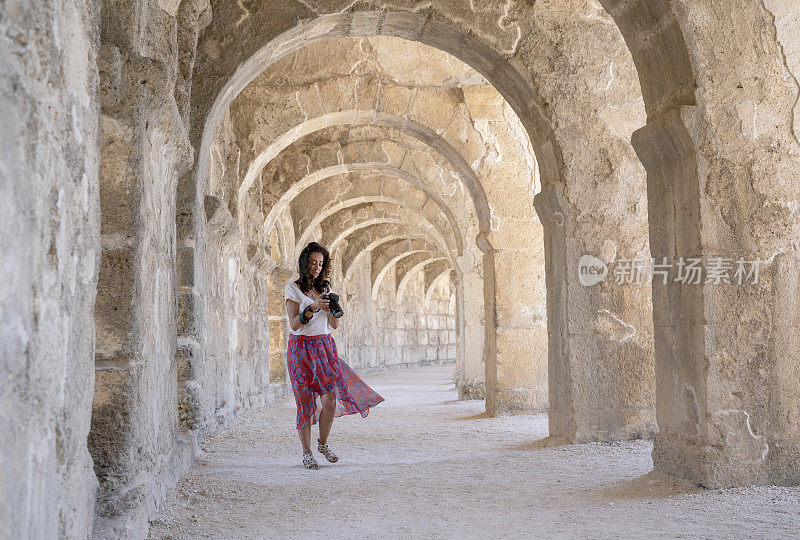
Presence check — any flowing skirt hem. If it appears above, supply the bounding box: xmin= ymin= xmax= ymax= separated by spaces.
xmin=297 ymin=392 xmax=385 ymax=430
xmin=287 ymin=333 xmax=385 ymax=430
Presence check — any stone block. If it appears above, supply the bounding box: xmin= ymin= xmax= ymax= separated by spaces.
xmin=177 ymin=290 xmax=197 ymax=337
xmin=176 ymin=247 xmax=195 ymax=287
xmin=426 ymin=345 xmax=438 ymax=361
xmin=428 ymin=329 xmax=439 ymax=345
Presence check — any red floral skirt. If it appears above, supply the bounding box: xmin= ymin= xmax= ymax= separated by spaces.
xmin=286 ymin=333 xmax=384 ymax=429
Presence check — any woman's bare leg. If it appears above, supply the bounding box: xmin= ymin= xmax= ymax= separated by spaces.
xmin=318 ymin=391 xmax=336 ymax=445
xmin=297 ymin=422 xmax=312 ymax=453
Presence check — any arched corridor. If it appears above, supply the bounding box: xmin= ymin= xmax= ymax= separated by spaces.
xmin=147 ymin=365 xmax=800 ymax=538
xmin=3 ymin=0 xmax=800 ymax=538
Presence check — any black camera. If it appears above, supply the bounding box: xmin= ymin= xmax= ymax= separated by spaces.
xmin=321 ymin=292 xmax=344 ymax=318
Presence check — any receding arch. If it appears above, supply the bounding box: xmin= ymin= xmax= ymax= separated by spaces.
xmin=191 ymin=9 xmax=587 ymax=419
xmin=342 ymin=226 xmax=442 ymax=281
xmin=242 ymin=113 xmax=496 ymax=393
xmin=193 ymin=10 xmax=563 ymax=200
xmin=256 ymin=163 xmax=468 ymax=257
xmin=240 ymin=111 xmax=491 ymax=239
xmin=396 ymin=254 xmax=449 ymax=305
xmin=370 ymin=239 xmax=446 ymax=301
xmin=327 ymin=217 xmax=445 ymax=258
xmin=424 ymin=263 xmax=454 ymax=308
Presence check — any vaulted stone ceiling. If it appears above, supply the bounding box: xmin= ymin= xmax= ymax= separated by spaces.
xmin=211 ymin=36 xmax=548 ymax=418
xmin=223 ymin=34 xmax=540 ymax=299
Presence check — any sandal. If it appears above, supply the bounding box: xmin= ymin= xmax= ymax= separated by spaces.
xmin=317 ymin=439 xmax=339 ymax=463
xmin=302 ymin=450 xmax=320 ymax=470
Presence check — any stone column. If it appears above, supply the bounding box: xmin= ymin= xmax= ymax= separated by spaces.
xmin=90 ymin=3 xmax=194 ymax=532
xmin=0 ymin=1 xmax=100 ymax=536
xmin=176 ymin=181 xmax=202 ymax=433
xmin=627 ymin=0 xmax=800 ymax=487
xmin=455 ymin=254 xmax=488 ymax=401
xmin=635 ymin=106 xmax=800 ymax=488
xmin=535 ymin=182 xmax=656 ymax=442
xmin=488 ymin=206 xmax=548 ymax=414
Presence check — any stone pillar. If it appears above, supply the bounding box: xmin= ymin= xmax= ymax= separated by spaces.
xmin=268 ymin=267 xmax=292 ymax=383
xmin=0 ymin=1 xmax=100 ymax=536
xmin=535 ymin=182 xmax=656 ymax=442
xmin=626 ymin=0 xmax=800 ymax=487
xmin=635 ymin=106 xmax=800 ymax=487
xmin=455 ymin=257 xmax=488 ymax=401
xmin=90 ymin=2 xmax=194 ymax=532
xmin=177 ymin=197 xmax=202 ymax=432
xmin=488 ymin=206 xmax=548 ymax=414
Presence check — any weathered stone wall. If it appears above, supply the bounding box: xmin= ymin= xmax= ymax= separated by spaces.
xmin=193 ymin=220 xmax=279 ymax=425
xmin=193 ymin=112 xmax=287 ymax=429
xmin=91 ymin=0 xmax=199 ymax=535
xmin=634 ymin=0 xmax=800 ymax=487
xmin=0 ymin=0 xmax=101 ymax=537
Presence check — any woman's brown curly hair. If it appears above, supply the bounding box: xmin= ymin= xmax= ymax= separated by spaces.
xmin=295 ymin=242 xmax=331 ymax=294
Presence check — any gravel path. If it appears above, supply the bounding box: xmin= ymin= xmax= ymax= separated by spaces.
xmin=148 ymin=364 xmax=800 ymax=539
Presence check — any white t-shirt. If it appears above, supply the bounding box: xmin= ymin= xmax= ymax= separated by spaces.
xmin=284 ymin=282 xmax=333 ymax=336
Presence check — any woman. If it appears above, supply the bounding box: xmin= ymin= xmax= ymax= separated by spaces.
xmin=284 ymin=242 xmax=385 ymax=469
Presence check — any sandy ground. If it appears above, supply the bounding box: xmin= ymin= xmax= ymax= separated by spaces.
xmin=148 ymin=364 xmax=800 ymax=539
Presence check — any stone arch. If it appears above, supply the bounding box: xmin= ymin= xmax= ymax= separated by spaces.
xmin=396 ymin=253 xmax=450 ymax=305
xmin=189 ymin=13 xmax=560 ymax=417
xmin=261 ymin=164 xmax=468 ymax=258
xmin=238 ymin=110 xmax=492 ymax=236
xmin=231 ymin=108 xmax=498 ymax=408
xmin=424 ymin=264 xmax=455 ymax=308
xmin=341 ymin=224 xmax=445 ymax=281
xmin=318 ymin=204 xmax=454 ymax=257
xmin=189 ymin=5 xmax=654 ymax=428
xmin=332 ymin=219 xmax=464 ymax=377
xmin=192 ymin=10 xmax=561 ymax=192
xmin=370 ymin=239 xmax=446 ymax=301
xmin=597 ymin=1 xmax=696 ymax=120
xmin=294 ymin=193 xmax=455 ymax=260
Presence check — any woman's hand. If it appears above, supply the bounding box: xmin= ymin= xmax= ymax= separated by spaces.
xmin=309 ymin=296 xmax=330 ymax=313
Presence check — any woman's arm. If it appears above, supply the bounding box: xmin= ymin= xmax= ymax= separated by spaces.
xmin=285 ymin=299 xmax=303 ymax=332
xmin=327 ymin=310 xmax=340 ymax=330
xmin=286 ymin=297 xmax=330 ymax=331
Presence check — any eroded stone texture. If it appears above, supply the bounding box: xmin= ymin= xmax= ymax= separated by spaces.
xmin=91 ymin=1 xmax=198 ymax=535
xmin=191 ymin=109 xmax=289 ymax=439
xmin=0 ymin=1 xmax=101 ymax=537
xmin=633 ymin=0 xmax=800 ymax=488
xmin=522 ymin=0 xmax=655 ymax=441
